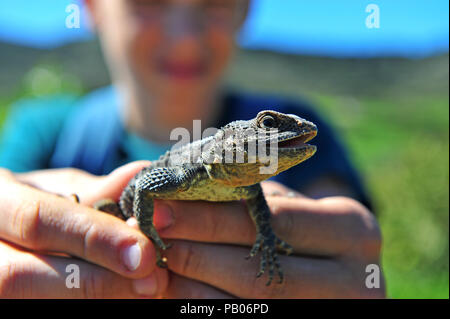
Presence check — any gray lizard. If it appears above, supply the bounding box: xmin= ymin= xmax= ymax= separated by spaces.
xmin=96 ymin=110 xmax=317 ymax=286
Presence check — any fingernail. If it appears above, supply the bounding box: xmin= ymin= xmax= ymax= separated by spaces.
xmin=122 ymin=243 xmax=142 ymax=271
xmin=133 ymin=273 xmax=158 ymax=296
xmin=155 ymin=203 xmax=174 ymax=230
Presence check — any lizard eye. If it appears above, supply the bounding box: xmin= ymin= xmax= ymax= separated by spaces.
xmin=259 ymin=115 xmax=277 ymax=129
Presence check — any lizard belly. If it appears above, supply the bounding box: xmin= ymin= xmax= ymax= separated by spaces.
xmin=146 ymin=179 xmax=249 ymax=202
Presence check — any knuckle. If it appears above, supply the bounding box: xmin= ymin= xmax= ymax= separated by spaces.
xmin=0 ymin=260 xmax=14 ymax=297
xmin=335 ymin=198 xmax=382 ymax=257
xmin=81 ymin=271 xmax=107 ymax=298
xmin=268 ymin=200 xmax=296 ymax=240
xmin=359 ymin=215 xmax=382 ymax=258
xmin=206 ymin=204 xmax=226 ymax=240
xmin=11 ymin=199 xmax=44 ymax=250
xmin=274 ymin=211 xmax=296 ymax=241
xmin=80 ymin=222 xmax=97 ymax=259
xmin=178 ymin=242 xmax=201 ymax=276
xmin=0 ymin=258 xmax=26 ymax=298
xmin=336 ymin=197 xmax=369 ymax=217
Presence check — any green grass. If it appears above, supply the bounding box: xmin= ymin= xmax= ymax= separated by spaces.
xmin=313 ymin=94 xmax=449 ymax=299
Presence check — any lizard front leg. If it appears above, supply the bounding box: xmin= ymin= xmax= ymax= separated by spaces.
xmin=94 ymin=175 xmax=136 ymax=220
xmin=244 ymin=184 xmax=293 ymax=286
xmin=95 ymin=179 xmax=170 ymax=268
xmin=133 ymin=165 xmax=201 ymax=268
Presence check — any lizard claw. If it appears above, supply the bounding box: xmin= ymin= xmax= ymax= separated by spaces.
xmin=276 ymin=238 xmax=294 ymax=255
xmin=156 ymin=259 xmax=168 ymax=269
xmin=247 ymin=233 xmax=286 ymax=286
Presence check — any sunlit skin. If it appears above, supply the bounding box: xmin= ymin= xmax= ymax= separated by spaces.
xmin=0 ymin=0 xmax=385 ymax=298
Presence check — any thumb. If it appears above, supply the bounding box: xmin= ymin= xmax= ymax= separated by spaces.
xmin=81 ymin=161 xmax=150 ymax=206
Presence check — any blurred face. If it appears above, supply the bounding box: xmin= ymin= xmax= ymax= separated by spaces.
xmin=87 ymin=0 xmax=249 ymax=135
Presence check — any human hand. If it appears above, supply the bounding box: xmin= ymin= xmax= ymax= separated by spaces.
xmin=142 ymin=181 xmax=385 ymax=298
xmin=0 ymin=162 xmax=168 ymax=298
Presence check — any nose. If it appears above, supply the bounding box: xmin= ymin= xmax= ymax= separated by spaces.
xmin=164 ymin=5 xmax=205 ymax=44
xmin=162 ymin=5 xmax=206 ymax=61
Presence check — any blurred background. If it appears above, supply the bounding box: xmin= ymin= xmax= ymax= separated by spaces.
xmin=0 ymin=0 xmax=448 ymax=298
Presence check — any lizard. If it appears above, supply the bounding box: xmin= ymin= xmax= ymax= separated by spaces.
xmin=95 ymin=110 xmax=317 ymax=286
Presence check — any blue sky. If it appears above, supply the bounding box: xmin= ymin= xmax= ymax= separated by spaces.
xmin=0 ymin=0 xmax=448 ymax=58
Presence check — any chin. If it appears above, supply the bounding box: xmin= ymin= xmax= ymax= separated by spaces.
xmin=164 ymin=80 xmax=213 ymax=102
xmin=136 ymin=74 xmax=217 ymax=119
xmin=157 ymin=91 xmax=209 ymax=121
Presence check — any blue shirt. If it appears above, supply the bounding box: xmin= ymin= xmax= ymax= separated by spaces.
xmin=0 ymin=86 xmax=372 ymax=209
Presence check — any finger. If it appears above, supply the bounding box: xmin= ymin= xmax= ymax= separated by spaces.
xmin=80 ymin=161 xmax=151 ymax=205
xmin=155 ymin=196 xmax=374 ymax=257
xmin=14 ymin=168 xmax=97 ymax=197
xmin=125 ymin=219 xmax=234 ymax=299
xmin=164 ymin=240 xmax=366 ymax=299
xmin=261 ymin=181 xmax=305 ymax=198
xmin=162 ymin=273 xmax=235 ymax=299
xmin=12 ymin=161 xmax=150 ymax=207
xmin=0 ymin=240 xmax=169 ymax=298
xmin=0 ymin=178 xmax=157 ymax=279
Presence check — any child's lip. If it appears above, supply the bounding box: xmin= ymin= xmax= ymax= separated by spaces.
xmin=159 ymin=60 xmax=207 ymax=79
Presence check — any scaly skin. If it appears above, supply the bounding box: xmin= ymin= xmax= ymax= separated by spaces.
xmin=96 ymin=110 xmax=317 ymax=286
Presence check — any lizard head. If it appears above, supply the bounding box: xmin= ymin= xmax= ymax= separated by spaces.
xmin=204 ymin=110 xmax=318 ymax=186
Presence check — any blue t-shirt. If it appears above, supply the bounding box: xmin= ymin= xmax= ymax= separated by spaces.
xmin=0 ymin=86 xmax=372 ymax=209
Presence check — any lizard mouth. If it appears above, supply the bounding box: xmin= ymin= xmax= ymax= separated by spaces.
xmin=278 ymin=130 xmax=317 ymax=150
